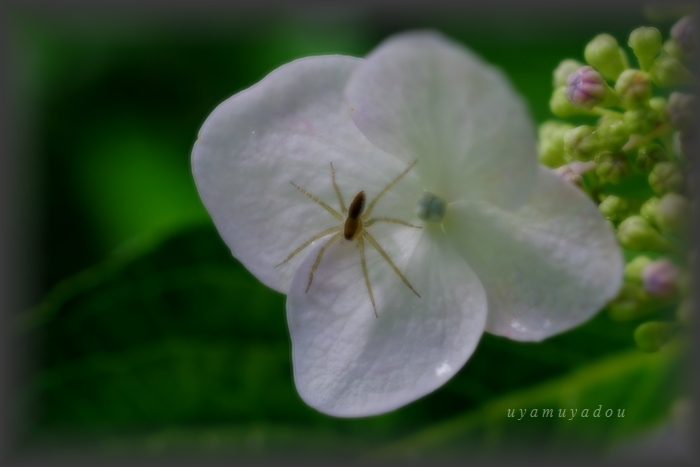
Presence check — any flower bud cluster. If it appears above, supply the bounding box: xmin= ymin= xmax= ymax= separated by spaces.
xmin=540 ymin=16 xmax=696 ymax=352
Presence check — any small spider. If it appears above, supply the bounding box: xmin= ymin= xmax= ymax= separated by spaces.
xmin=276 ymin=161 xmax=422 ymax=317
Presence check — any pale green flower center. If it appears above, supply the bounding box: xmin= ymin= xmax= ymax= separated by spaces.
xmin=415 ymin=191 xmax=447 ymax=222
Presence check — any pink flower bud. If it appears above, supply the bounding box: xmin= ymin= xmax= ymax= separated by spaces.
xmin=566 ymin=66 xmax=607 ymax=110
xmin=642 ymin=259 xmax=680 ymax=298
xmin=553 ymin=161 xmax=596 ymax=187
xmin=671 ymin=15 xmax=698 ymax=56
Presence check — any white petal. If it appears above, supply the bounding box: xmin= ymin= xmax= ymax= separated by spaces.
xmin=287 ymin=224 xmax=487 ymax=417
xmin=192 ymin=56 xmax=421 ymax=293
xmin=446 ymin=167 xmax=623 ymax=342
xmin=345 ymin=31 xmax=538 ymax=210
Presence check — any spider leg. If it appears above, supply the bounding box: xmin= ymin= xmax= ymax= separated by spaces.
xmin=357 ymin=235 xmax=378 ymax=318
xmin=330 ymin=162 xmax=347 ymax=215
xmin=362 ymin=230 xmax=420 ymax=298
xmin=291 ymin=182 xmax=344 ymax=220
xmin=275 ymin=226 xmax=342 ymax=267
xmin=306 ymin=232 xmax=342 ymax=293
xmin=363 ymin=160 xmax=417 ymax=218
xmin=364 ymin=217 xmax=422 ymax=229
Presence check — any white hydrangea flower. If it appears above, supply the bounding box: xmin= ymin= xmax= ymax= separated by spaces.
xmin=192 ymin=31 xmax=623 ymax=417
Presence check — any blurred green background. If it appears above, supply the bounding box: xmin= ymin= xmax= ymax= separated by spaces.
xmin=6 ymin=4 xmax=691 ymax=463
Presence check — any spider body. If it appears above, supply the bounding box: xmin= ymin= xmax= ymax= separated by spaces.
xmin=276 ymin=161 xmax=421 ymax=317
xmin=344 ymin=191 xmax=365 ymax=240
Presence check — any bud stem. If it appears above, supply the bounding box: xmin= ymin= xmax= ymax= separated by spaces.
xmin=622 ymin=123 xmax=672 ymax=152
xmin=591 ymin=108 xmax=624 ymax=118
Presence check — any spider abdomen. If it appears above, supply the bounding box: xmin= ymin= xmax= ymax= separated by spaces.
xmin=344 ymin=191 xmax=365 ymax=240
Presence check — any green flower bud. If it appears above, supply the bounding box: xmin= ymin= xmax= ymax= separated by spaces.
xmin=663 ymin=38 xmax=685 ymax=59
xmin=596 ymin=116 xmax=630 ymax=151
xmin=650 ymin=54 xmax=695 ymax=87
xmin=584 ymin=34 xmax=627 ymax=80
xmin=640 ymin=196 xmax=660 ymax=225
xmin=666 ymin=92 xmax=696 ymax=131
xmin=636 ymin=144 xmax=667 ymax=172
xmin=628 ymin=27 xmax=663 ymax=71
xmin=550 ymin=86 xmax=591 ymax=118
xmin=649 ymin=161 xmax=684 ymax=195
xmin=624 ymin=107 xmax=661 ymax=135
xmin=649 ymin=96 xmax=668 ymax=114
xmin=655 ymin=192 xmax=692 ymax=241
xmin=634 ymin=321 xmax=675 ymax=352
xmin=617 ymin=215 xmax=678 ymax=253
xmin=676 ymin=297 xmax=693 ymax=326
xmin=608 ymin=282 xmax=655 ymax=321
xmin=553 ymin=59 xmax=585 ymax=88
xmin=538 ymin=121 xmax=574 ymax=167
xmin=595 ymin=151 xmax=630 ymax=184
xmin=614 ymin=69 xmax=652 ymax=108
xmin=599 ymin=194 xmax=629 ymax=221
xmin=624 ymin=255 xmax=653 ymax=283
xmin=563 ymin=125 xmax=600 ymax=160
